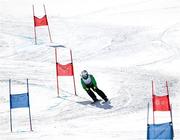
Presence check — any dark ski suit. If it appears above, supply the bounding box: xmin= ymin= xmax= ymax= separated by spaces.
xmin=81 ymin=74 xmax=108 ymax=102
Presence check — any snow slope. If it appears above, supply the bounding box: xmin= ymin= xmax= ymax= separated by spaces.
xmin=0 ymin=0 xmax=180 ymax=139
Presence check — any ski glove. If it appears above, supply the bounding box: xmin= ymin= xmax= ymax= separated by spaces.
xmin=85 ymin=88 xmax=90 ymax=91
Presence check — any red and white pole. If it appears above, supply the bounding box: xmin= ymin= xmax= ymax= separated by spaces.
xmin=32 ymin=5 xmax=37 ymax=45
xmin=70 ymin=49 xmax=77 ymax=96
xmin=55 ymin=48 xmax=60 ymax=97
xmin=43 ymin=4 xmax=52 ymax=43
xmin=152 ymin=80 xmax=155 ymax=124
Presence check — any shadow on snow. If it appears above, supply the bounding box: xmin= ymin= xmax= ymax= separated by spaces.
xmin=77 ymin=100 xmax=113 ymax=110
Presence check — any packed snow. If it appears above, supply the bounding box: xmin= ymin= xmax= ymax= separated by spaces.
xmin=0 ymin=0 xmax=180 ymax=139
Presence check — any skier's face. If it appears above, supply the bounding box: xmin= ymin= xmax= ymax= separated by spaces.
xmin=82 ymin=73 xmax=88 ymax=79
xmin=81 ymin=70 xmax=88 ymax=79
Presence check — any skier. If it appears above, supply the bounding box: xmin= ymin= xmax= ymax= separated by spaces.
xmin=80 ymin=70 xmax=108 ymax=103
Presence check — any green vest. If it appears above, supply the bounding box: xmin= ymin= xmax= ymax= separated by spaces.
xmin=81 ymin=74 xmax=97 ymax=90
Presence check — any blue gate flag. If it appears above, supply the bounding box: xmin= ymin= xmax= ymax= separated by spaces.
xmin=147 ymin=122 xmax=174 ymax=140
xmin=10 ymin=93 xmax=29 ymax=109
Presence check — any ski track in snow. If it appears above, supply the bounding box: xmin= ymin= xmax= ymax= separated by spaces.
xmin=0 ymin=24 xmax=180 ymax=140
xmin=0 ymin=24 xmax=180 ymax=139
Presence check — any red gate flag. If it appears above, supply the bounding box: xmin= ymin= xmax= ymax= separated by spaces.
xmin=56 ymin=63 xmax=73 ymax=76
xmin=153 ymin=95 xmax=171 ymax=111
xmin=34 ymin=15 xmax=48 ymax=27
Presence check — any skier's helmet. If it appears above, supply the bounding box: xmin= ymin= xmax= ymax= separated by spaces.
xmin=81 ymin=70 xmax=88 ymax=79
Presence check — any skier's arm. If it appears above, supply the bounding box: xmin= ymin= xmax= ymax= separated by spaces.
xmin=90 ymin=75 xmax=97 ymax=88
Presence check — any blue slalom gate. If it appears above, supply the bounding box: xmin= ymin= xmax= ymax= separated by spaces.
xmin=9 ymin=79 xmax=33 ymax=132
